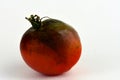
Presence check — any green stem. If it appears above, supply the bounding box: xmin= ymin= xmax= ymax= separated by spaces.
xmin=25 ymin=15 xmax=41 ymax=29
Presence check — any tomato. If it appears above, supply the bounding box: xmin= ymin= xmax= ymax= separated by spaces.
xmin=20 ymin=15 xmax=82 ymax=76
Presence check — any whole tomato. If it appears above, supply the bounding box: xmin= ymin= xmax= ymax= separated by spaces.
xmin=20 ymin=15 xmax=82 ymax=75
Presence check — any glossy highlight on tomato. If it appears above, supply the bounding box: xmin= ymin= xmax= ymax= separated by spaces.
xmin=20 ymin=15 xmax=82 ymax=76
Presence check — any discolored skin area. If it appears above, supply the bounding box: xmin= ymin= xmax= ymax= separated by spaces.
xmin=20 ymin=18 xmax=82 ymax=75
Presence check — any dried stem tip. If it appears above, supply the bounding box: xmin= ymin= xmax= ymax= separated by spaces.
xmin=25 ymin=15 xmax=41 ymax=29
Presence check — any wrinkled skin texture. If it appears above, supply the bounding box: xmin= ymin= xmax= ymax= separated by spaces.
xmin=20 ymin=19 xmax=82 ymax=75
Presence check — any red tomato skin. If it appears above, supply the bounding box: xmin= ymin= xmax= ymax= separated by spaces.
xmin=20 ymin=18 xmax=82 ymax=75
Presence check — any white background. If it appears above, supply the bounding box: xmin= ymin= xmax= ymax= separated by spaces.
xmin=0 ymin=0 xmax=120 ymax=80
